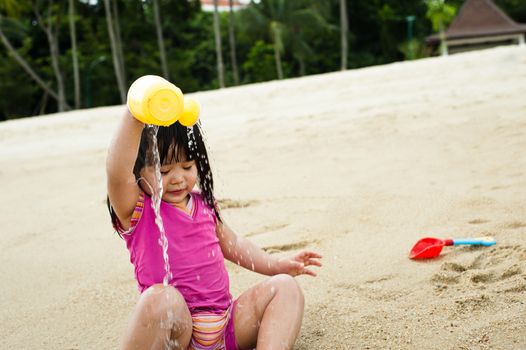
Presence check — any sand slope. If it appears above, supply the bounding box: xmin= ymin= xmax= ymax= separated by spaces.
xmin=1 ymin=46 xmax=526 ymax=349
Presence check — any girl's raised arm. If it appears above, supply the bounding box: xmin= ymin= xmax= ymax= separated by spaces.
xmin=106 ymin=108 xmax=144 ymax=228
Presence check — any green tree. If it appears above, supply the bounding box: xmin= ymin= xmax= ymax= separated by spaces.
xmin=425 ymin=0 xmax=457 ymax=56
xmin=242 ymin=40 xmax=283 ymax=82
xmin=112 ymin=0 xmax=126 ymax=88
xmin=244 ymin=0 xmax=327 ymax=79
xmin=228 ymin=0 xmax=240 ymax=85
xmin=8 ymin=0 xmax=523 ymax=120
xmin=0 ymin=0 xmax=20 ymax=15
xmin=68 ymin=0 xmax=80 ymax=108
xmin=0 ymin=15 xmax=41 ymax=119
xmin=340 ymin=0 xmax=349 ymax=70
xmin=152 ymin=0 xmax=169 ymax=79
xmin=496 ymin=0 xmax=526 ymax=22
xmin=32 ymin=0 xmax=68 ymax=111
xmin=0 ymin=0 xmax=70 ymax=110
xmin=213 ymin=0 xmax=225 ymax=88
xmin=103 ymin=0 xmax=126 ymax=103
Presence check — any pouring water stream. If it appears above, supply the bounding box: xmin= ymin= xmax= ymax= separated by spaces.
xmin=147 ymin=125 xmax=172 ymax=286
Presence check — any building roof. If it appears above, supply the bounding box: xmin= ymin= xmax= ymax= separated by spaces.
xmin=427 ymin=0 xmax=526 ymax=43
xmin=200 ymin=0 xmax=247 ymax=12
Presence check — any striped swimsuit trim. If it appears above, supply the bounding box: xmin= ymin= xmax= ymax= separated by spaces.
xmin=129 ymin=192 xmax=145 ymax=229
xmin=113 ymin=192 xmax=145 ymax=235
xmin=189 ymin=305 xmax=232 ymax=350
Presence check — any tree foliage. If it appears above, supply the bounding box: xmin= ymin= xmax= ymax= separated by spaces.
xmin=0 ymin=0 xmax=525 ymax=120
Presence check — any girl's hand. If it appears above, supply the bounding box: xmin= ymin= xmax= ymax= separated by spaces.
xmin=277 ymin=251 xmax=322 ymax=277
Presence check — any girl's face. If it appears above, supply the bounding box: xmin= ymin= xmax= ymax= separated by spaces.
xmin=140 ymin=159 xmax=198 ymax=206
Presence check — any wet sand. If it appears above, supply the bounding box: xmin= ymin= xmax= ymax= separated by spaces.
xmin=1 ymin=46 xmax=526 ymax=349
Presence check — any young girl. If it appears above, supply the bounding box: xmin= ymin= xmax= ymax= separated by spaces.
xmin=106 ymin=108 xmax=322 ymax=350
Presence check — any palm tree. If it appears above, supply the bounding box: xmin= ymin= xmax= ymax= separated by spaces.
xmin=0 ymin=0 xmax=21 ymax=17
xmin=245 ymin=0 xmax=285 ymax=79
xmin=228 ymin=0 xmax=239 ymax=85
xmin=103 ymin=0 xmax=126 ymax=103
xmin=0 ymin=14 xmax=67 ymax=108
xmin=340 ymin=0 xmax=348 ymax=70
xmin=32 ymin=1 xmax=67 ymax=111
xmin=245 ymin=0 xmax=327 ymax=79
xmin=153 ymin=0 xmax=169 ymax=79
xmin=213 ymin=0 xmax=225 ymax=88
xmin=425 ymin=0 xmax=457 ymax=56
xmin=112 ymin=0 xmax=126 ymax=86
xmin=68 ymin=0 xmax=80 ymax=108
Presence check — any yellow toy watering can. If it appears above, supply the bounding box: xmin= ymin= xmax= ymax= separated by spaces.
xmin=127 ymin=75 xmax=200 ymax=127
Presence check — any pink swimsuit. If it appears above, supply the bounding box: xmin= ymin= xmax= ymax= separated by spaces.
xmin=115 ymin=192 xmax=239 ymax=350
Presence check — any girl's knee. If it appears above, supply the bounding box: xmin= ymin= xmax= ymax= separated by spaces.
xmin=271 ymin=274 xmax=304 ymax=303
xmin=139 ymin=284 xmax=190 ymax=327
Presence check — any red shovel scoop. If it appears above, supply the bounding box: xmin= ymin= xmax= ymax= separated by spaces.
xmin=409 ymin=237 xmax=496 ymax=259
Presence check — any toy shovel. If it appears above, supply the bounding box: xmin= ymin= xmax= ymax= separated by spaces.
xmin=409 ymin=237 xmax=496 ymax=259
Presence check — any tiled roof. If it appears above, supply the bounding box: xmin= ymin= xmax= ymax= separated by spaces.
xmin=200 ymin=0 xmax=246 ymax=11
xmin=427 ymin=0 xmax=526 ymax=43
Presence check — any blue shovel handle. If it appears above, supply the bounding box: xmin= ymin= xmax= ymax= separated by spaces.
xmin=452 ymin=237 xmax=496 ymax=246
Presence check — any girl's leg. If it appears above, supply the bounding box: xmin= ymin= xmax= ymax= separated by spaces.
xmin=121 ymin=284 xmax=193 ymax=350
xmin=233 ymin=274 xmax=305 ymax=350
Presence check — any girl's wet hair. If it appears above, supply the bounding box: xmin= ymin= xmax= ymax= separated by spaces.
xmin=107 ymin=122 xmax=221 ymax=236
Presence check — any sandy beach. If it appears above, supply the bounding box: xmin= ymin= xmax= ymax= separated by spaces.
xmin=1 ymin=46 xmax=526 ymax=349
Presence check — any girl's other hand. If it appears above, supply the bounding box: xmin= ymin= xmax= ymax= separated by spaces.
xmin=277 ymin=251 xmax=322 ymax=277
